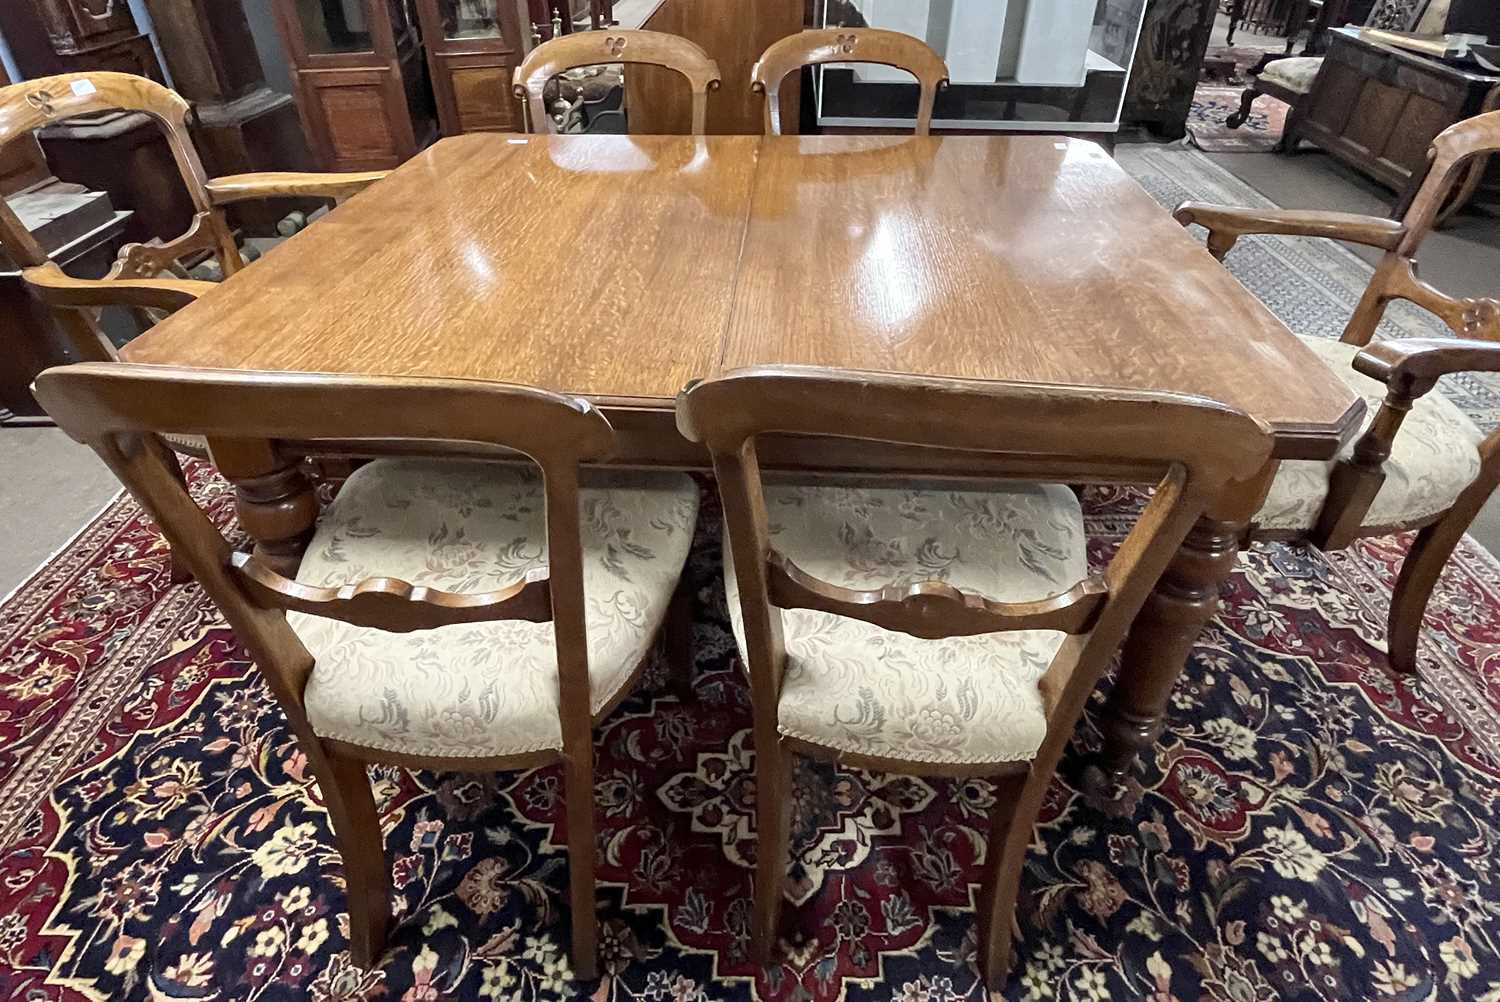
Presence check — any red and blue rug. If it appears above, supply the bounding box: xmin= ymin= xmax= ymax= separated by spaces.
xmin=1 ymin=469 xmax=1499 ymax=1001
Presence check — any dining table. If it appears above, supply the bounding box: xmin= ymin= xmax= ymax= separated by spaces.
xmin=121 ymin=131 xmax=1364 ymax=805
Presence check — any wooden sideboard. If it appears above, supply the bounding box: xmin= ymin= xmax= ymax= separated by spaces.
xmin=1299 ymin=28 xmax=1500 ymax=207
xmin=625 ymin=0 xmax=802 ymax=134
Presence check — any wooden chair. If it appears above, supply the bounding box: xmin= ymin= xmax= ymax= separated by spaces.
xmin=1175 ymin=110 xmax=1500 ymax=675
xmin=1225 ymin=0 xmax=1398 ymax=151
xmin=32 ymin=361 xmax=701 ymax=980
xmin=751 ymin=28 xmax=949 ymax=136
xmin=0 ymin=72 xmax=386 ymax=579
xmin=0 ymin=72 xmax=385 ymax=317
xmin=677 ymin=366 xmax=1271 ymax=989
xmin=512 ymin=30 xmax=721 ymax=134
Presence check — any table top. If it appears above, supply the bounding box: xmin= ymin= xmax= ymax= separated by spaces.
xmin=124 ymin=132 xmax=1362 ymax=457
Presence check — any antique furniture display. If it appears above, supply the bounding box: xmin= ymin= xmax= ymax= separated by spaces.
xmin=1227 ymin=0 xmax=1500 ymax=178
xmin=625 ymin=0 xmax=802 ymax=134
xmin=751 ymin=27 xmax=949 ymax=135
xmin=118 ymin=132 xmax=1363 ymax=807
xmin=414 ymin=0 xmax=529 ymax=134
xmin=33 ymin=361 xmax=700 ymax=979
xmin=513 ymin=28 xmax=720 ymax=133
xmin=1176 ymin=110 xmax=1500 ymax=675
xmin=268 ymin=0 xmax=438 ymax=170
xmin=678 ymin=367 xmax=1271 ymax=988
xmin=806 ymin=0 xmax=1150 ymax=139
xmin=0 ymin=72 xmax=384 ymax=425
xmin=0 ymin=0 xmax=197 ymax=244
xmin=142 ymin=0 xmax=318 ymax=235
xmin=1288 ymin=28 xmax=1500 ymax=217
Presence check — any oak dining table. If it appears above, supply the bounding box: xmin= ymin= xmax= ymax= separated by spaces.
xmin=121 ymin=131 xmax=1364 ymax=804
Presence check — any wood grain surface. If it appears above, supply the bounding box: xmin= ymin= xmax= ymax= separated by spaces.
xmin=125 ymin=133 xmax=757 ymax=402
xmin=123 ymin=132 xmax=1362 ymax=456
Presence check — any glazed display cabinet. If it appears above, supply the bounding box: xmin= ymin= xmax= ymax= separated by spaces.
xmin=414 ymin=0 xmax=529 ymax=133
xmin=270 ymin=0 xmax=438 ymax=170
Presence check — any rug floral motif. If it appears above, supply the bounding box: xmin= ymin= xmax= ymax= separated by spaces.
xmin=3 ymin=151 xmax=1500 ymax=1000
xmin=0 ymin=467 xmax=1499 ymax=1001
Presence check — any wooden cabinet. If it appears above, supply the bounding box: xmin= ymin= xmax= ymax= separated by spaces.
xmin=270 ymin=0 xmax=438 ymax=170
xmin=627 ymin=0 xmax=802 ymax=134
xmin=144 ymin=0 xmax=318 ymax=235
xmin=1300 ymin=28 xmax=1500 ymax=199
xmin=0 ymin=0 xmax=160 ymax=80
xmin=413 ymin=0 xmax=529 ymax=134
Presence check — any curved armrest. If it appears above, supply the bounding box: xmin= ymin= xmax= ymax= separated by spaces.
xmin=1354 ymin=337 xmax=1500 ymax=393
xmin=204 ymin=170 xmax=389 ymax=206
xmin=23 ymin=263 xmax=213 ymax=312
xmin=1173 ymin=202 xmax=1406 ymax=259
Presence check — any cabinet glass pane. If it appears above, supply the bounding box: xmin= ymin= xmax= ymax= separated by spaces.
xmin=388 ymin=0 xmax=412 ymax=34
xmin=295 ymin=0 xmax=374 ymax=53
xmin=439 ymin=0 xmax=500 ymax=39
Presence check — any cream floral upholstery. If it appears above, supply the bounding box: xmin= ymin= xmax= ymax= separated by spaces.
xmin=290 ymin=460 xmax=698 ymax=759
xmin=1257 ymin=336 xmax=1485 ymax=532
xmin=724 ymin=484 xmax=1087 ymax=767
xmin=1258 ymin=56 xmax=1324 ymax=95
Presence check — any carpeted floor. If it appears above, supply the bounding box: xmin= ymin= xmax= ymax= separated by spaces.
xmin=1 ymin=151 xmax=1499 ymax=1002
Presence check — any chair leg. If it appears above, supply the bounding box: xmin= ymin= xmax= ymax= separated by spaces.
xmin=753 ymin=739 xmax=792 ymax=963
xmin=1389 ymin=506 xmax=1487 ymax=674
xmin=162 ymin=449 xmax=194 ymax=584
xmin=318 ymin=747 xmax=392 ymax=968
xmin=977 ymin=770 xmax=1042 ymax=993
xmin=563 ymin=747 xmax=599 ymax=980
xmin=664 ymin=574 xmax=695 ymax=703
xmin=1225 ymin=87 xmax=1259 ymax=130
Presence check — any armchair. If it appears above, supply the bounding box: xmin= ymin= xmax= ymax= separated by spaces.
xmin=1175 ymin=109 xmax=1500 ymax=673
xmin=0 ymin=72 xmax=389 ymax=580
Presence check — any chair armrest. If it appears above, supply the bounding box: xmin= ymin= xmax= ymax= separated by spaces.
xmin=1173 ymin=202 xmax=1406 ymax=260
xmin=204 ymin=170 xmax=389 ymax=207
xmin=1354 ymin=337 xmax=1500 ymax=394
xmin=23 ymin=263 xmax=213 ymax=312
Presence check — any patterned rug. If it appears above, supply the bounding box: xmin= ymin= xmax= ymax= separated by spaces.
xmin=1 ymin=153 xmax=1500 ymax=1001
xmin=1187 ymin=85 xmax=1288 ymax=154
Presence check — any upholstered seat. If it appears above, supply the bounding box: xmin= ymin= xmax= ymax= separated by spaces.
xmin=1258 ymin=56 xmax=1323 ymax=95
xmin=292 ymin=459 xmax=699 ymax=759
xmin=1257 ymin=336 xmax=1486 ymax=532
xmin=725 ymin=483 xmax=1087 ymax=767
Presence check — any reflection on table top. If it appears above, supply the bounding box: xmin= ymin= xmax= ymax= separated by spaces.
xmin=124 ymin=132 xmax=1361 ymax=454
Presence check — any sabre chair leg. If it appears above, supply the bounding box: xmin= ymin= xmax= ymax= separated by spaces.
xmin=318 ymin=748 xmax=392 ymax=968
xmin=665 ymin=573 xmax=696 ymax=703
xmin=163 ymin=448 xmax=195 ymax=584
xmin=563 ymin=745 xmax=600 ymax=980
xmin=753 ymin=740 xmax=792 ymax=963
xmin=977 ymin=769 xmax=1041 ymax=992
xmin=1389 ymin=512 xmax=1481 ymax=673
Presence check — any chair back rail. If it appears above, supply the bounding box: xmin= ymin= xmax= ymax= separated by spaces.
xmin=1345 ymin=109 xmax=1500 ymax=345
xmin=32 ymin=362 xmax=614 ymax=718
xmin=751 ymin=28 xmax=949 ymax=135
xmin=512 ymin=30 xmax=721 ymax=134
xmin=0 ymin=72 xmax=243 ymax=279
xmin=677 ymin=365 xmax=1271 ymax=745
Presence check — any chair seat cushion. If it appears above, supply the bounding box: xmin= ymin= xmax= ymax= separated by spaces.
xmin=291 ymin=460 xmax=698 ymax=759
xmin=1257 ymin=56 xmax=1323 ymax=95
xmin=1257 ymin=336 xmax=1486 ymax=532
xmin=725 ymin=483 xmax=1087 ymax=768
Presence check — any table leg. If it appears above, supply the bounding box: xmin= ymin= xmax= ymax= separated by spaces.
xmin=1085 ymin=460 xmax=1278 ymax=813
xmin=209 ymin=439 xmax=318 ymax=578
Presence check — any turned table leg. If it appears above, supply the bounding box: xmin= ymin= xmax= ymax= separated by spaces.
xmin=1086 ymin=460 xmax=1278 ymax=812
xmin=208 ymin=439 xmax=318 ymax=577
